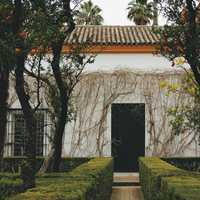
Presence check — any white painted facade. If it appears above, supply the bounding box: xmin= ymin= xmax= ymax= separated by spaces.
xmin=84 ymin=53 xmax=174 ymax=72
xmin=5 ymin=52 xmax=198 ymax=159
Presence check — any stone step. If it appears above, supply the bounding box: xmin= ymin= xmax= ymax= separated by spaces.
xmin=113 ymin=173 xmax=140 ymax=186
xmin=111 ymin=186 xmax=144 ymax=200
xmin=113 ymin=181 xmax=140 ymax=187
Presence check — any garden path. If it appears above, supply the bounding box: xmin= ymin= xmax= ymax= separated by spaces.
xmin=111 ymin=173 xmax=144 ymax=200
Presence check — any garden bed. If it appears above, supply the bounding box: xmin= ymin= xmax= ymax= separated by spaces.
xmin=3 ymin=157 xmax=113 ymax=200
xmin=0 ymin=158 xmax=91 ymax=199
xmin=139 ymin=157 xmax=200 ymax=200
xmin=162 ymin=157 xmax=200 ymax=172
xmin=2 ymin=157 xmax=91 ymax=173
xmin=0 ymin=173 xmax=24 ymax=199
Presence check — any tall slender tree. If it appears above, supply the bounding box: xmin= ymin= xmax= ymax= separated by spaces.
xmin=0 ymin=1 xmax=15 ymax=169
xmin=7 ymin=0 xmax=77 ymax=185
xmin=0 ymin=0 xmax=40 ymax=187
xmin=12 ymin=0 xmax=39 ymax=189
xmin=127 ymin=0 xmax=154 ymax=25
xmin=39 ymin=45 xmax=95 ymax=172
xmin=26 ymin=0 xmax=76 ymax=172
xmin=26 ymin=1 xmax=96 ymax=172
xmin=153 ymin=0 xmax=158 ymax=25
xmin=74 ymin=0 xmax=104 ymax=25
xmin=156 ymin=1 xmax=200 ymax=147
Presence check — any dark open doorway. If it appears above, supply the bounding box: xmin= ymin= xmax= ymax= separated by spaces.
xmin=111 ymin=103 xmax=145 ymax=172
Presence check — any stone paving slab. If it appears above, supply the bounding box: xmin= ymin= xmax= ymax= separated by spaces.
xmin=113 ymin=173 xmax=139 ymax=184
xmin=111 ymin=186 xmax=144 ymax=200
xmin=112 ymin=173 xmax=143 ymax=200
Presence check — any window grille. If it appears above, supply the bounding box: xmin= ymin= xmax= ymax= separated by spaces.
xmin=4 ymin=109 xmax=50 ymax=157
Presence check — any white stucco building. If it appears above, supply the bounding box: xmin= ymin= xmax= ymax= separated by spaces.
xmin=5 ymin=26 xmax=198 ymax=172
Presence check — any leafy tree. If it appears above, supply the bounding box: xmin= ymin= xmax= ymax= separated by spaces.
xmin=161 ymin=71 xmax=200 ymax=149
xmin=0 ymin=0 xmax=91 ymax=177
xmin=156 ymin=0 xmax=200 ymax=153
xmin=12 ymin=0 xmax=44 ymax=189
xmin=74 ymin=0 xmax=104 ymax=25
xmin=25 ymin=1 xmax=94 ymax=172
xmin=157 ymin=0 xmax=200 ymax=88
xmin=0 ymin=0 xmax=76 ymax=187
xmin=127 ymin=0 xmax=154 ymax=25
xmin=153 ymin=0 xmax=158 ymax=25
xmin=0 ymin=1 xmax=15 ymax=169
xmin=37 ymin=45 xmax=95 ymax=172
xmin=0 ymin=0 xmax=41 ymax=188
xmin=31 ymin=1 xmax=76 ymax=172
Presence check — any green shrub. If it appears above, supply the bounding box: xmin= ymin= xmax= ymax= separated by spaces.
xmin=67 ymin=157 xmax=113 ymax=200
xmin=1 ymin=157 xmax=44 ymax=173
xmin=2 ymin=157 xmax=91 ymax=173
xmin=0 ymin=173 xmax=19 ymax=179
xmin=139 ymin=157 xmax=200 ymax=200
xmin=0 ymin=157 xmax=91 ymax=199
xmin=161 ymin=175 xmax=200 ymax=200
xmin=163 ymin=157 xmax=200 ymax=172
xmin=0 ymin=174 xmax=23 ymax=200
xmin=8 ymin=157 xmax=113 ymax=200
xmin=139 ymin=157 xmax=183 ymax=200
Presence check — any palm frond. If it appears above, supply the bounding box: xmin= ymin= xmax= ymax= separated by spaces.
xmin=74 ymin=0 xmax=104 ymax=25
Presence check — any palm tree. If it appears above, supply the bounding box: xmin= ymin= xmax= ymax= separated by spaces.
xmin=127 ymin=0 xmax=154 ymax=25
xmin=152 ymin=0 xmax=158 ymax=25
xmin=74 ymin=0 xmax=104 ymax=25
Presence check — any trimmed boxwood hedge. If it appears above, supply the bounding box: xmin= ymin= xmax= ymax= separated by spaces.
xmin=0 ymin=173 xmax=24 ymax=200
xmin=8 ymin=157 xmax=113 ymax=200
xmin=0 ymin=158 xmax=90 ymax=199
xmin=139 ymin=157 xmax=200 ymax=200
xmin=161 ymin=175 xmax=200 ymax=200
xmin=163 ymin=157 xmax=200 ymax=172
xmin=2 ymin=157 xmax=91 ymax=173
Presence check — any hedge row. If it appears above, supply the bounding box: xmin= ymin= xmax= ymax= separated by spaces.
xmin=163 ymin=157 xmax=200 ymax=172
xmin=0 ymin=173 xmax=24 ymax=200
xmin=139 ymin=157 xmax=200 ymax=200
xmin=2 ymin=157 xmax=90 ymax=173
xmin=0 ymin=158 xmax=90 ymax=199
xmin=8 ymin=157 xmax=113 ymax=200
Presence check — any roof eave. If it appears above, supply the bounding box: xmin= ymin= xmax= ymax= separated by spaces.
xmin=62 ymin=44 xmax=158 ymax=54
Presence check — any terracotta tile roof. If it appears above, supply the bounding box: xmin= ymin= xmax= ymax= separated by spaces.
xmin=66 ymin=25 xmax=159 ymax=45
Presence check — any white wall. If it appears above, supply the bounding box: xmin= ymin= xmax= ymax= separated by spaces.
xmin=7 ymin=53 xmax=196 ymax=158
xmin=62 ymin=71 xmax=200 ymax=158
xmin=10 ymin=53 xmax=177 ymax=110
xmin=84 ymin=53 xmax=174 ymax=72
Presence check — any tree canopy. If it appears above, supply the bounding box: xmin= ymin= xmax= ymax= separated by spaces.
xmin=127 ymin=0 xmax=154 ymax=25
xmin=74 ymin=0 xmax=104 ymax=25
xmin=0 ymin=1 xmax=15 ymax=70
xmin=157 ymin=0 xmax=200 ymax=87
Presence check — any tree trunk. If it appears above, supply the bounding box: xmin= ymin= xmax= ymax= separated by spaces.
xmin=153 ymin=0 xmax=158 ymax=25
xmin=40 ymin=45 xmax=69 ymax=172
xmin=39 ymin=1 xmax=75 ymax=173
xmin=40 ymin=101 xmax=68 ymax=173
xmin=51 ymin=96 xmax=68 ymax=171
xmin=185 ymin=1 xmax=200 ymax=87
xmin=15 ymin=56 xmax=36 ymax=189
xmin=0 ymin=69 xmax=9 ymax=170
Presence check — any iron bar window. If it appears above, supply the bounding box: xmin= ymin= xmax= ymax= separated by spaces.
xmin=4 ymin=109 xmax=50 ymax=157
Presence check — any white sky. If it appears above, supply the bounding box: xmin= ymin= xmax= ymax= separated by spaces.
xmin=83 ymin=0 xmax=166 ymax=25
xmin=92 ymin=0 xmax=132 ymax=25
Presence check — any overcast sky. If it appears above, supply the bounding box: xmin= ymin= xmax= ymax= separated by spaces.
xmin=91 ymin=0 xmax=132 ymax=25
xmin=85 ymin=0 xmax=166 ymax=25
